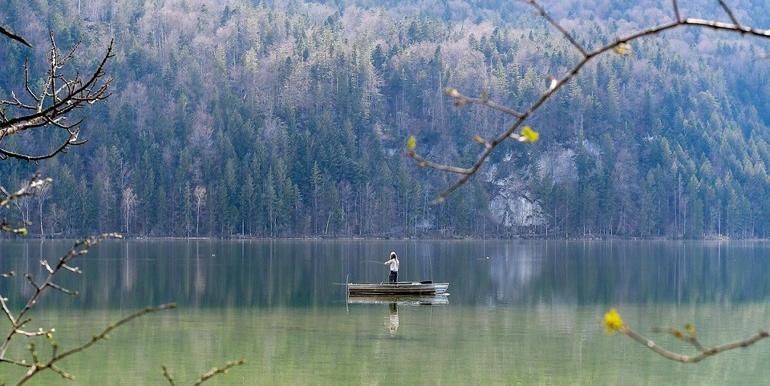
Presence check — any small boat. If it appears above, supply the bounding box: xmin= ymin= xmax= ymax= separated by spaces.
xmin=346 ymin=294 xmax=449 ymax=305
xmin=347 ymin=281 xmax=449 ymax=296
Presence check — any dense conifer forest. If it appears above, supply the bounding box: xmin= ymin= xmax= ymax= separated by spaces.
xmin=2 ymin=0 xmax=770 ymax=238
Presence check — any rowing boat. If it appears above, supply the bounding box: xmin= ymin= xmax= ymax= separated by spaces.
xmin=347 ymin=281 xmax=449 ymax=296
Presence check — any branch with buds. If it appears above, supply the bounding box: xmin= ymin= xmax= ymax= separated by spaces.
xmin=0 ymin=233 xmax=175 ymax=384
xmin=408 ymin=0 xmax=770 ymax=202
xmin=603 ymin=308 xmax=770 ymax=363
xmin=0 ymin=181 xmax=244 ymax=384
xmin=0 ymin=233 xmax=125 ymax=362
xmin=162 ymin=359 xmax=247 ymax=386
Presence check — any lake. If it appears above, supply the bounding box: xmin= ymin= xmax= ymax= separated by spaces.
xmin=1 ymin=239 xmax=769 ymax=384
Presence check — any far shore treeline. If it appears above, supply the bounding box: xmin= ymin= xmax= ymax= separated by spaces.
xmin=1 ymin=0 xmax=770 ymax=239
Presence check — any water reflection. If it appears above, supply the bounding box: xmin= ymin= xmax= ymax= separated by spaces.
xmin=1 ymin=240 xmax=770 ymax=309
xmin=347 ymin=295 xmax=450 ymax=305
xmin=1 ymin=240 xmax=769 ymax=385
xmin=387 ymin=303 xmax=399 ymax=336
xmin=5 ymin=303 xmax=769 ymax=385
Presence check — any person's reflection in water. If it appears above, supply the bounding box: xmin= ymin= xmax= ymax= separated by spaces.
xmin=387 ymin=302 xmax=399 ymax=336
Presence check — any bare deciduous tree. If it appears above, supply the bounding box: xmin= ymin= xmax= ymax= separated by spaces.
xmin=194 ymin=185 xmax=207 ymax=237
xmin=122 ymin=186 xmax=138 ymax=235
xmin=35 ymin=183 xmax=50 ymax=237
xmin=0 ymin=174 xmax=51 ymax=236
xmin=0 ymin=33 xmax=113 ymax=161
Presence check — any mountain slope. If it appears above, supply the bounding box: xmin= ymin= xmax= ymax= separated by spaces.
xmin=1 ymin=0 xmax=769 ymax=238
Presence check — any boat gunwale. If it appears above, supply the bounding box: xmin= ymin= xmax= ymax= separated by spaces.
xmin=347 ymin=282 xmax=449 ymax=287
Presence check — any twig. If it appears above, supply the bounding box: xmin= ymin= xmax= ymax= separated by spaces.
xmin=444 ymin=88 xmax=523 ymax=118
xmin=192 ymin=359 xmax=246 ymax=386
xmin=0 ymin=296 xmax=17 ymax=325
xmin=524 ymin=0 xmax=588 ymax=57
xmin=408 ymin=151 xmax=473 ymax=175
xmin=14 ymin=328 xmax=54 ymax=337
xmin=49 ymin=364 xmax=74 ymax=380
xmin=0 ymin=357 xmax=31 ymax=368
xmin=160 ymin=359 xmax=245 ymax=386
xmin=672 ymin=0 xmax=682 ymax=22
xmin=0 ymin=174 xmax=52 ymax=208
xmin=0 ymin=25 xmax=31 ymax=47
xmin=717 ymin=0 xmax=741 ymax=28
xmin=47 ymin=282 xmax=78 ymax=296
xmin=623 ymin=326 xmax=770 ymax=363
xmin=161 ymin=365 xmax=176 ymax=385
xmin=40 ymin=260 xmax=54 ymax=274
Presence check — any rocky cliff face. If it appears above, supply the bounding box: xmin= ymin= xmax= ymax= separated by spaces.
xmin=487 ymin=142 xmax=605 ymax=230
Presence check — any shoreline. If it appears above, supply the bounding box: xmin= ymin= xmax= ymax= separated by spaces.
xmin=3 ymin=235 xmax=769 ymax=242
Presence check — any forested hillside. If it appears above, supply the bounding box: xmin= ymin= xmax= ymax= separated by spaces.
xmin=2 ymin=0 xmax=770 ymax=238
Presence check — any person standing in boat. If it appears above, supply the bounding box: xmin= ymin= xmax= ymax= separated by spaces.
xmin=384 ymin=251 xmax=399 ymax=283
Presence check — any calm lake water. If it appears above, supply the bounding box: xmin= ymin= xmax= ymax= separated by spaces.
xmin=1 ymin=239 xmax=770 ymax=385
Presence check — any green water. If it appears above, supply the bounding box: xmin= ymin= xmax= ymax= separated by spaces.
xmin=1 ymin=240 xmax=769 ymax=384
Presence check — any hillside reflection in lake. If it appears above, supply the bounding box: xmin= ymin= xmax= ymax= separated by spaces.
xmin=1 ymin=240 xmax=768 ymax=308
xmin=0 ymin=240 xmax=769 ymax=384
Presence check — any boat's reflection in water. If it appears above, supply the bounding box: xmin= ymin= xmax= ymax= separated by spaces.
xmin=346 ymin=294 xmax=450 ymax=306
xmin=347 ymin=294 xmax=449 ymax=336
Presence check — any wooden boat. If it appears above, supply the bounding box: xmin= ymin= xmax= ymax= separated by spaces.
xmin=346 ymin=294 xmax=449 ymax=305
xmin=347 ymin=281 xmax=449 ymax=296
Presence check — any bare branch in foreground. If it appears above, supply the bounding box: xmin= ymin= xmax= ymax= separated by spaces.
xmin=525 ymin=0 xmax=588 ymax=57
xmin=161 ymin=365 xmax=176 ymax=385
xmin=0 ymin=35 xmax=113 ymax=161
xmin=408 ymin=151 xmax=473 ymax=176
xmin=14 ymin=304 xmax=177 ymax=384
xmin=443 ymin=88 xmax=523 ymax=118
xmin=604 ymin=309 xmax=770 ymax=363
xmin=672 ymin=0 xmax=682 ymax=22
xmin=650 ymin=325 xmax=709 ymax=352
xmin=411 ymin=0 xmax=770 ymax=201
xmin=0 ymin=233 xmax=123 ymax=360
xmin=0 ymin=174 xmax=48 ymax=241
xmin=717 ymin=0 xmax=741 ymax=28
xmin=193 ymin=359 xmax=246 ymax=386
xmin=624 ymin=326 xmax=769 ymax=363
xmin=0 ymin=25 xmax=31 ymax=47
xmin=161 ymin=359 xmax=245 ymax=386
xmin=0 ymin=174 xmax=52 ymax=209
